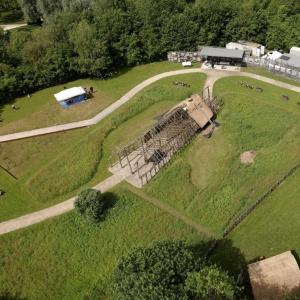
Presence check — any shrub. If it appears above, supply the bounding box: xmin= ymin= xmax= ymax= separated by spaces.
xmin=74 ymin=188 xmax=104 ymax=223
xmin=184 ymin=265 xmax=236 ymax=300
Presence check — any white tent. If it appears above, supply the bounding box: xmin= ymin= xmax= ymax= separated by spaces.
xmin=54 ymin=87 xmax=86 ymax=102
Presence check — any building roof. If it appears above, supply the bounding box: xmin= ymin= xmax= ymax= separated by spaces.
xmin=263 ymin=51 xmax=282 ymax=61
xmin=200 ymin=47 xmax=244 ymax=59
xmin=182 ymin=94 xmax=213 ymax=128
xmin=54 ymin=87 xmax=86 ymax=102
xmin=248 ymin=251 xmax=300 ymax=300
xmin=238 ymin=40 xmax=263 ymax=48
xmin=290 ymin=47 xmax=300 ymax=56
xmin=276 ymin=53 xmax=300 ymax=68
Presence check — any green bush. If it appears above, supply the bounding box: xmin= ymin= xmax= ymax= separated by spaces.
xmin=185 ymin=265 xmax=236 ymax=300
xmin=74 ymin=188 xmax=104 ymax=223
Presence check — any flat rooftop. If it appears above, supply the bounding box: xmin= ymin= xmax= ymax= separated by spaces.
xmin=248 ymin=251 xmax=300 ymax=300
xmin=276 ymin=53 xmax=300 ymax=68
xmin=200 ymin=46 xmax=244 ymax=59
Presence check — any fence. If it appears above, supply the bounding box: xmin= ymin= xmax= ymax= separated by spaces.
xmin=244 ymin=55 xmax=300 ymax=81
xmin=203 ymin=161 xmax=300 ymax=259
xmin=167 ymin=51 xmax=202 ymax=63
xmin=222 ymin=162 xmax=300 ymax=237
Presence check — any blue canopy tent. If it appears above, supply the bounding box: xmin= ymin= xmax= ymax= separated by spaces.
xmin=54 ymin=87 xmax=87 ymax=108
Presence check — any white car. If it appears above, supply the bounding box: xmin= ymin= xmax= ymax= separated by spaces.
xmin=182 ymin=61 xmax=192 ymax=67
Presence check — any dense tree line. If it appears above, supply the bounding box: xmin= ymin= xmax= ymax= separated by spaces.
xmin=0 ymin=0 xmax=299 ymax=103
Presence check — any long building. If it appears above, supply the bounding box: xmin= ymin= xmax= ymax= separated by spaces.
xmin=199 ymin=46 xmax=244 ymax=66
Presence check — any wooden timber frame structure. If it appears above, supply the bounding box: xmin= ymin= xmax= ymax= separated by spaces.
xmin=110 ymin=88 xmax=220 ymax=186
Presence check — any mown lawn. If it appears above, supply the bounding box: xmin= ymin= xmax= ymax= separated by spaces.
xmin=0 ymin=61 xmax=188 ymax=134
xmin=210 ymin=168 xmax=300 ymax=276
xmin=0 ymin=187 xmax=206 ymax=300
xmin=0 ymin=73 xmax=206 ymax=221
xmin=144 ymin=76 xmax=300 ymax=235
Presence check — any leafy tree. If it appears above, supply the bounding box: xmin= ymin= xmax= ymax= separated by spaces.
xmin=74 ymin=188 xmax=105 ymax=223
xmin=2 ymin=0 xmax=300 ymax=105
xmin=36 ymin=0 xmax=62 ymax=20
xmin=184 ymin=265 xmax=236 ymax=300
xmin=112 ymin=240 xmax=197 ymax=300
xmin=18 ymin=0 xmax=40 ymax=23
xmin=69 ymin=20 xmax=111 ymax=76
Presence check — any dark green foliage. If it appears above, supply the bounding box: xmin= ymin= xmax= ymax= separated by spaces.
xmin=185 ymin=266 xmax=236 ymax=300
xmin=1 ymin=0 xmax=299 ymax=104
xmin=112 ymin=240 xmax=197 ymax=300
xmin=74 ymin=188 xmax=104 ymax=223
xmin=18 ymin=0 xmax=40 ymax=23
xmin=0 ymin=0 xmax=23 ymax=23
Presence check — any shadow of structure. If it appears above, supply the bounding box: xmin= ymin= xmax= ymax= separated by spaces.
xmin=251 ymin=281 xmax=300 ymax=300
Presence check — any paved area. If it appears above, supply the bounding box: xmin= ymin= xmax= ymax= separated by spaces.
xmin=0 ymin=23 xmax=27 ymax=31
xmin=0 ymin=68 xmax=299 ymax=235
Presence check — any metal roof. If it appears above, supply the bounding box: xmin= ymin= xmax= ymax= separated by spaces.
xmin=200 ymin=47 xmax=244 ymax=59
xmin=54 ymin=87 xmax=86 ymax=102
xmin=276 ymin=53 xmax=300 ymax=68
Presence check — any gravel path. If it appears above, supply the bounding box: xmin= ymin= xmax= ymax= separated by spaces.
xmin=0 ymin=69 xmax=299 ymax=236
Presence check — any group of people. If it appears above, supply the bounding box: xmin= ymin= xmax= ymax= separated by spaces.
xmin=173 ymin=81 xmax=191 ymax=88
xmin=240 ymin=81 xmax=263 ymax=93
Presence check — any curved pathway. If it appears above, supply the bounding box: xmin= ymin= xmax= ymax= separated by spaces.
xmin=0 ymin=69 xmax=299 ymax=236
xmin=1 ymin=69 xmax=299 ymax=143
xmin=0 ymin=69 xmax=204 ymax=143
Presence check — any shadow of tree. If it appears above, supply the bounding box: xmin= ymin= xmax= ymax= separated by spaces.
xmin=0 ymin=293 xmax=27 ymax=300
xmin=100 ymin=192 xmax=118 ymax=221
xmin=208 ymin=239 xmax=254 ymax=298
xmin=251 ymin=281 xmax=300 ymax=300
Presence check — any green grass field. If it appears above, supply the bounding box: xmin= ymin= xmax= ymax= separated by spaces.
xmin=210 ymin=168 xmax=300 ymax=276
xmin=0 ymin=70 xmax=299 ymax=298
xmin=0 ymin=187 xmax=207 ymax=300
xmin=229 ymin=168 xmax=300 ymax=259
xmin=0 ymin=73 xmax=206 ymax=221
xmin=0 ymin=61 xmax=194 ymax=134
xmin=144 ymin=76 xmax=300 ymax=235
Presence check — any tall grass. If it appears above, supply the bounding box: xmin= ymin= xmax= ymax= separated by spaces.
xmin=0 ymin=188 xmax=205 ymax=299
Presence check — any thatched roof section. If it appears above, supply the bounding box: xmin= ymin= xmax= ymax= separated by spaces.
xmin=248 ymin=251 xmax=300 ymax=300
xmin=181 ymin=94 xmax=214 ymax=128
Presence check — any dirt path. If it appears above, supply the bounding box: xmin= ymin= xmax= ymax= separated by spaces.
xmin=0 ymin=68 xmax=299 ymax=235
xmin=127 ymin=186 xmax=215 ymax=237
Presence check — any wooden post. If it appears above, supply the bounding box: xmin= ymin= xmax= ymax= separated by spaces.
xmin=136 ymin=161 xmax=141 ymax=179
xmin=125 ymin=149 xmax=133 ymax=174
